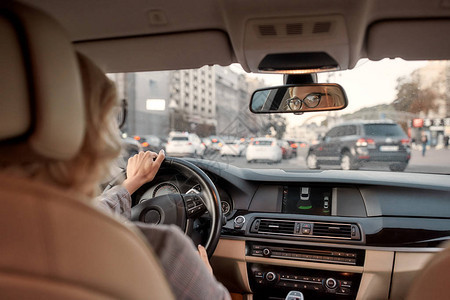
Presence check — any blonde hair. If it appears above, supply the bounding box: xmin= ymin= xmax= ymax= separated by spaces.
xmin=2 ymin=53 xmax=122 ymax=197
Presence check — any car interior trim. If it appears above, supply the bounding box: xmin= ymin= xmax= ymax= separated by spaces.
xmin=75 ymin=30 xmax=234 ymax=73
xmin=220 ymin=236 xmax=445 ymax=253
xmin=367 ymin=18 xmax=450 ymax=61
xmin=245 ymin=255 xmax=364 ymax=273
xmin=389 ymin=252 xmax=436 ymax=299
xmin=331 ymin=187 xmax=338 ymax=216
xmin=212 ymin=239 xmax=415 ymax=299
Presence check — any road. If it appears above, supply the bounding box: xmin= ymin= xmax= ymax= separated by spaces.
xmin=203 ymin=148 xmax=450 ymax=174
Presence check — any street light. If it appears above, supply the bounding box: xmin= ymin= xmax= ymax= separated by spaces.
xmin=169 ymin=100 xmax=178 ymax=132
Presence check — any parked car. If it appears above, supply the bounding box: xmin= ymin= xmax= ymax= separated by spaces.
xmin=139 ymin=135 xmax=163 ymax=152
xmin=204 ymin=136 xmax=225 ymax=153
xmin=278 ymin=140 xmax=294 ymax=159
xmin=220 ymin=140 xmax=246 ymax=157
xmin=306 ymin=121 xmax=411 ymax=171
xmin=246 ymin=138 xmax=282 ymax=163
xmin=286 ymin=140 xmax=298 ymax=157
xmin=296 ymin=140 xmax=308 ymax=149
xmin=286 ymin=140 xmax=309 ymax=157
xmin=165 ymin=132 xmax=205 ymax=157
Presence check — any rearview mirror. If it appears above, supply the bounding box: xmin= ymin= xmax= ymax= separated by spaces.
xmin=250 ymin=84 xmax=348 ymax=114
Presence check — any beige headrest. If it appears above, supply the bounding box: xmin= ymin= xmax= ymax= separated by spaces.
xmin=0 ymin=2 xmax=85 ymax=162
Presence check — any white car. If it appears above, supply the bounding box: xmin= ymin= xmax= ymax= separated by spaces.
xmin=220 ymin=141 xmax=246 ymax=157
xmin=165 ymin=133 xmax=205 ymax=157
xmin=246 ymin=138 xmax=282 ymax=163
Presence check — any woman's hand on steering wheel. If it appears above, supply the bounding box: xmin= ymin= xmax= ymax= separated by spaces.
xmin=123 ymin=150 xmax=165 ymax=195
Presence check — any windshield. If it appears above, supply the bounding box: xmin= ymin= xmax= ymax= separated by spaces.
xmin=110 ymin=59 xmax=450 ymax=174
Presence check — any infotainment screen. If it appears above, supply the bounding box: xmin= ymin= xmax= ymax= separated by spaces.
xmin=281 ymin=186 xmax=332 ymax=216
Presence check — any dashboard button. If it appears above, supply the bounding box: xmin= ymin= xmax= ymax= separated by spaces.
xmin=254 ymin=271 xmax=263 ymax=277
xmin=312 ymin=284 xmax=323 ymax=291
xmin=263 ymin=248 xmax=271 ymax=257
xmin=265 ymin=272 xmax=277 ymax=282
xmin=233 ymin=216 xmax=245 ymax=229
xmin=325 ymin=278 xmax=338 ymax=289
xmin=301 ymin=228 xmax=311 ymax=234
xmin=340 ymin=280 xmax=352 ymax=287
xmin=337 ymin=287 xmax=351 ymax=295
xmin=252 ymin=250 xmax=262 ymax=255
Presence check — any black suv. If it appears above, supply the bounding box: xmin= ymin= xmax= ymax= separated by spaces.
xmin=306 ymin=121 xmax=411 ymax=171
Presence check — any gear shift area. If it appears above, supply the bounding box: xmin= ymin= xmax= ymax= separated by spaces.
xmin=285 ymin=290 xmax=304 ymax=300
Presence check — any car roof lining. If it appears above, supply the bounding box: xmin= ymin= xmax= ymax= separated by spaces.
xmin=19 ymin=0 xmax=450 ymax=73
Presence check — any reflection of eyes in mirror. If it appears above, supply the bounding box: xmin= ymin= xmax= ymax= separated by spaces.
xmin=286 ymin=93 xmax=323 ymax=110
xmin=250 ymin=84 xmax=347 ymax=114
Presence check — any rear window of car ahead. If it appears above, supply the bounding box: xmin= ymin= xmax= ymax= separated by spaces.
xmin=253 ymin=140 xmax=273 ymax=146
xmin=363 ymin=124 xmax=406 ymax=137
xmin=171 ymin=136 xmax=189 ymax=141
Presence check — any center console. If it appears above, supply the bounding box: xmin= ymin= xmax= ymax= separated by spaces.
xmin=248 ymin=263 xmax=361 ymax=300
xmin=246 ymin=242 xmax=364 ymax=300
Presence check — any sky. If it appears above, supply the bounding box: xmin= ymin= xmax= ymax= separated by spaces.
xmin=232 ymin=58 xmax=428 ymax=126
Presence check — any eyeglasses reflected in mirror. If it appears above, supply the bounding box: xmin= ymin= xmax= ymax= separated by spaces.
xmin=249 ymin=84 xmax=348 ymax=114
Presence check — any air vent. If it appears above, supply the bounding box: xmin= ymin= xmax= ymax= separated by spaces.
xmin=250 ymin=219 xmax=361 ymax=240
xmin=313 ymin=223 xmax=352 ymax=238
xmin=313 ymin=21 xmax=331 ymax=34
xmin=286 ymin=23 xmax=303 ymax=35
xmin=259 ymin=219 xmax=295 ymax=234
xmin=258 ymin=25 xmax=277 ymax=36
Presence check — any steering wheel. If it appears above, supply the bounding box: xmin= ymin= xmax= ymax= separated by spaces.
xmin=129 ymin=157 xmax=222 ymax=257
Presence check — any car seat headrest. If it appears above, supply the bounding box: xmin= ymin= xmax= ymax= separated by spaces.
xmin=0 ymin=2 xmax=85 ymax=162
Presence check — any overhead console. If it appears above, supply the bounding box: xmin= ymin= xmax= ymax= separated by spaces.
xmin=240 ymin=15 xmax=350 ymax=73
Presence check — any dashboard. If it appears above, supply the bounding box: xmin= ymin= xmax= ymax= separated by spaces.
xmin=191 ymin=160 xmax=450 ymax=300
xmin=133 ymin=160 xmax=450 ymax=299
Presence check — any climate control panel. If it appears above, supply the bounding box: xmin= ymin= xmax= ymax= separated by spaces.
xmin=248 ymin=242 xmax=365 ymax=266
xmin=248 ymin=263 xmax=361 ymax=299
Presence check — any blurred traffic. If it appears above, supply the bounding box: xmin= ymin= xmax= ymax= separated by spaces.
xmin=118 ymin=119 xmax=449 ymax=174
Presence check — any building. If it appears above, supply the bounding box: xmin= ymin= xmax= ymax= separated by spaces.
xmin=409 ymin=61 xmax=450 ymax=146
xmin=109 ymin=65 xmax=269 ymax=139
xmin=169 ymin=66 xmax=216 ymax=136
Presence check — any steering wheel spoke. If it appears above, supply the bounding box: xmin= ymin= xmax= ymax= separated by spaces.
xmin=183 ymin=193 xmax=207 ymax=219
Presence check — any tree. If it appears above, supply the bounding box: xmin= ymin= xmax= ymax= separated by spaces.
xmin=393 ymin=76 xmax=438 ymax=115
xmin=260 ymin=115 xmax=287 ymax=139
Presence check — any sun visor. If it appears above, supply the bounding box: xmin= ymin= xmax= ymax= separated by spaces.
xmin=75 ymin=30 xmax=234 ymax=73
xmin=367 ymin=19 xmax=450 ymax=61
